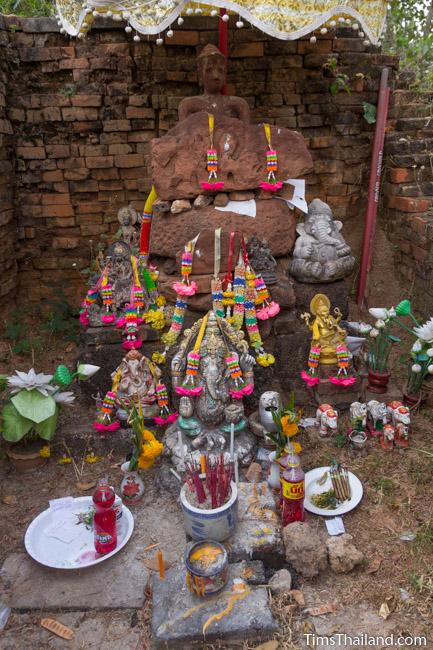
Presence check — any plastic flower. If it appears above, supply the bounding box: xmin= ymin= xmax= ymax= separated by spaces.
xmin=7 ymin=369 xmax=53 ymax=395
xmin=427 ymin=348 xmax=433 ymax=357
xmin=85 ymin=452 xmax=101 ymax=464
xmin=155 ymin=295 xmax=166 ymax=308
xmin=292 ymin=441 xmax=302 ymax=454
xmin=413 ymin=318 xmax=433 ymax=343
xmin=52 ymin=391 xmax=76 ymax=405
xmin=428 ymin=365 xmax=433 ymax=374
xmin=53 ymin=365 xmax=73 ymax=387
xmin=256 ymin=353 xmax=275 ymax=367
xmin=369 ymin=328 xmax=379 ymax=338
xmin=396 ymin=299 xmax=412 ymax=316
xmin=411 ymin=364 xmax=422 ymax=373
xmin=368 ymin=308 xmax=388 ymax=320
xmin=58 ymin=455 xmax=72 ymax=465
xmin=39 ymin=445 xmax=51 ymax=458
xmin=152 ymin=351 xmax=166 ymax=364
xmin=375 ymin=319 xmax=386 ymax=329
xmin=137 ymin=438 xmax=164 ymax=469
xmin=412 ymin=340 xmax=423 ymax=353
xmin=77 ymin=363 xmax=100 ymax=380
xmin=281 ymin=416 xmax=299 ymax=438
xmin=359 ymin=323 xmax=372 ymax=335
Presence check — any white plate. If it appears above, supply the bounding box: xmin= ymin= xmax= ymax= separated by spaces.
xmin=24 ymin=496 xmax=134 ymax=569
xmin=304 ymin=466 xmax=363 ymax=516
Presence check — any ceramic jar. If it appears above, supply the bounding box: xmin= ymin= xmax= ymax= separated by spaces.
xmin=180 ymin=480 xmax=238 ymax=542
xmin=120 ymin=461 xmax=144 ymax=504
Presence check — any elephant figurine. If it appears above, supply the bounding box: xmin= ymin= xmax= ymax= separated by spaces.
xmin=387 ymin=401 xmax=411 ymax=430
xmin=289 ymin=198 xmax=355 ymax=283
xmin=316 ymin=403 xmax=338 ymax=438
xmin=349 ymin=401 xmax=367 ymax=432
xmin=367 ymin=400 xmax=387 ymax=435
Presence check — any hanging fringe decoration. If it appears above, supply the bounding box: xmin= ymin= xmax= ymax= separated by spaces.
xmin=176 ymin=314 xmax=208 ymax=397
xmin=200 ymin=114 xmax=224 ymax=191
xmin=154 ymin=382 xmax=178 ymax=425
xmin=139 ymin=185 xmax=157 ymax=266
xmin=93 ymin=369 xmax=122 ymax=432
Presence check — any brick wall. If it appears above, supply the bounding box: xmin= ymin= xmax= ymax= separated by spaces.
xmin=0 ymin=16 xmax=17 ymax=309
xmin=383 ymin=89 xmax=433 ymax=316
xmin=0 ymin=16 xmax=400 ymax=308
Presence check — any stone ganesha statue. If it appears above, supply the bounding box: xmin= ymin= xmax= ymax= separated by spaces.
xmin=290 ymin=199 xmax=355 ymax=283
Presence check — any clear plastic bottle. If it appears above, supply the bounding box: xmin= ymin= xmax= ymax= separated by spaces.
xmin=280 ymin=448 xmax=305 ymax=526
xmin=93 ymin=477 xmax=117 ymax=555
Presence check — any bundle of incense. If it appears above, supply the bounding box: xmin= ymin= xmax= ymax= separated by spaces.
xmin=185 ymin=455 xmax=233 ymax=508
xmin=330 ymin=464 xmax=351 ymax=502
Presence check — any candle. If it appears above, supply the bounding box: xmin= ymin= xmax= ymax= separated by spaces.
xmin=178 ymin=431 xmax=185 ymax=463
xmin=157 ymin=549 xmax=165 ymax=579
xmin=200 ymin=454 xmax=206 ymax=476
xmin=230 ymin=423 xmax=234 ymax=460
xmin=234 ymin=456 xmax=239 ymax=485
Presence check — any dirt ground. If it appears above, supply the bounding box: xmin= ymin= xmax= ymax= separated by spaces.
xmin=1 ymin=250 xmax=433 ymax=648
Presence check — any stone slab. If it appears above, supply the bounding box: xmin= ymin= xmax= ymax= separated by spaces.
xmin=0 ymin=491 xmax=186 ymax=611
xmin=228 ymin=482 xmax=285 ymax=568
xmin=1 ymin=610 xmax=142 ymax=650
xmin=151 ymin=562 xmax=279 ymax=648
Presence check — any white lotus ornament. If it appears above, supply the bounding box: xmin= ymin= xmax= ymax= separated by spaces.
xmin=413 ymin=318 xmax=433 ymax=343
xmin=7 ymin=369 xmax=54 ymax=395
xmin=368 ymin=308 xmax=388 ymax=319
xmin=53 ymin=391 xmax=76 ymax=405
xmin=77 ymin=363 xmax=100 ymax=380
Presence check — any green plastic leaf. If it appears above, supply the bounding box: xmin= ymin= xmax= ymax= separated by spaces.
xmin=11 ymin=390 xmax=56 ymax=424
xmin=417 ymin=353 xmax=429 ymax=362
xmin=1 ymin=402 xmax=33 ymax=442
xmin=388 ymin=335 xmax=401 ymax=343
xmin=35 ymin=409 xmax=59 ymax=440
xmin=363 ymin=102 xmax=377 ymax=124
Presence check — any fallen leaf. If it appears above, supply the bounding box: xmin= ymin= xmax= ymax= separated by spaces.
xmin=379 ymin=601 xmax=391 ymax=620
xmin=77 ymin=481 xmax=97 ymax=492
xmin=306 ymin=602 xmax=339 ymax=616
xmin=40 ymin=618 xmax=75 ymax=640
xmin=290 ymin=589 xmax=305 ymax=606
xmin=366 ymin=557 xmax=382 ymax=574
xmin=2 ymin=495 xmax=17 ymax=505
xmin=143 ymin=557 xmax=172 ymax=572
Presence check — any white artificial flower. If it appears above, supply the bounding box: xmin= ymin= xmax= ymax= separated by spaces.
xmin=369 ymin=308 xmax=388 ymax=319
xmin=77 ymin=363 xmax=100 ymax=379
xmin=413 ymin=317 xmax=433 ymax=343
xmin=7 ymin=369 xmax=54 ymax=395
xmin=52 ymin=391 xmax=76 ymax=405
xmin=412 ymin=340 xmax=423 ymax=353
xmin=388 ymin=307 xmax=396 ymax=318
xmin=359 ymin=323 xmax=372 ymax=335
xmin=375 ymin=319 xmax=386 ymax=329
xmin=411 ymin=364 xmax=422 ymax=373
xmin=428 ymin=365 xmax=433 ymax=374
xmin=369 ymin=328 xmax=379 ymax=338
xmin=427 ymin=348 xmax=433 ymax=357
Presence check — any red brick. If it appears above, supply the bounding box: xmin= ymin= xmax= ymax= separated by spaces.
xmin=108 ymin=144 xmax=132 ymax=155
xmin=53 ymin=237 xmax=79 ymax=249
xmin=127 ymin=131 xmax=154 ymax=143
xmin=165 ymin=31 xmax=199 ymax=46
xmin=114 ymin=154 xmax=144 ymax=168
xmin=388 ymin=196 xmax=432 ymax=212
xmin=80 ymin=145 xmax=108 ymax=157
xmin=59 ymin=58 xmax=90 ymax=70
xmin=76 ymin=202 xmax=105 ymax=214
xmin=42 ymin=205 xmax=75 ymax=218
xmin=389 ymin=168 xmax=413 ymax=183
xmin=80 ymin=223 xmax=109 ymax=236
xmin=42 ymin=170 xmax=63 ymax=182
xmin=85 ymin=156 xmax=114 ymax=169
xmin=71 ymin=95 xmax=103 ymax=107
xmin=16 ymin=146 xmax=46 ymax=160
xmin=62 ymin=107 xmax=99 ymax=122
xmin=42 ymin=193 xmax=71 ymax=205
xmin=104 ymin=120 xmax=131 ymax=132
xmin=46 ymin=145 xmax=70 ymax=158
xmin=64 ymin=169 xmax=90 ymax=181
xmin=125 ymin=107 xmax=154 ymax=119
xmin=91 ymin=168 xmax=119 ymax=180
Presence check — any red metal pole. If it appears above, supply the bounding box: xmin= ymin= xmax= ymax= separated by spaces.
xmin=356 ymin=67 xmax=390 ymax=307
xmin=219 ymin=8 xmax=228 ymax=95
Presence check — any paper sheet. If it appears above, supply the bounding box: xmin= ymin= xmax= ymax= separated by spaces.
xmin=274 ymin=178 xmax=308 ymax=213
xmin=215 ymin=199 xmax=257 ymax=218
xmin=325 ymin=516 xmax=345 ymax=536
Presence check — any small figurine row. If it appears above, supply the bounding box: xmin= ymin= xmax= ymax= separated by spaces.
xmin=316 ymin=400 xmax=411 ymax=450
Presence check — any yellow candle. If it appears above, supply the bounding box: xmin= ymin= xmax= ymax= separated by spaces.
xmin=200 ymin=454 xmax=206 ymax=476
xmin=157 ymin=550 xmax=165 ymax=580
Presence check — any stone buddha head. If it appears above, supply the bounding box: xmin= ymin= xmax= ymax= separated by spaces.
xmin=198 ymin=44 xmax=226 ymax=95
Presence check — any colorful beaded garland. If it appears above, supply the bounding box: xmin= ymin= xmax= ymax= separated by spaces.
xmin=308 ymin=345 xmax=321 ymax=374
xmin=211 ymin=277 xmax=225 ymax=319
xmin=156 ymin=383 xmax=169 ymax=408
xmin=336 ymin=344 xmax=349 ymax=373
xmin=226 ymin=353 xmax=243 ymax=381
xmin=232 ymin=263 xmax=246 ymax=330
xmin=186 ymin=351 xmax=201 ymax=377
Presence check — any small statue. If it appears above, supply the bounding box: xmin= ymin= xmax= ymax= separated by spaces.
xmin=301 ymin=293 xmax=349 ymax=369
xmin=387 ymin=400 xmax=411 ymax=447
xmin=367 ymin=400 xmax=387 ymax=436
xmin=178 ymin=44 xmax=250 ymax=124
xmin=117 ymin=205 xmax=139 ymax=250
xmin=246 ymin=237 xmax=278 ymax=285
xmin=166 ymin=311 xmax=257 ymax=470
xmin=316 ymin=403 xmax=338 ymax=438
xmin=349 ymin=402 xmax=367 ymax=432
xmin=114 ymin=349 xmax=162 ymax=418
xmin=248 ymin=391 xmax=282 ymax=444
xmin=289 ymin=199 xmax=355 ymax=283
xmin=381 ymin=423 xmax=395 ymax=451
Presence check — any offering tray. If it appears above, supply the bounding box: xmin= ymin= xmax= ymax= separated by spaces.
xmin=304 ymin=466 xmax=363 ymax=516
xmin=24 ymin=496 xmax=134 ymax=569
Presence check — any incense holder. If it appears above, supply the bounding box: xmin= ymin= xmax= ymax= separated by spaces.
xmin=185 ymin=540 xmax=228 ymax=597
xmin=180 ymin=480 xmax=238 ymax=542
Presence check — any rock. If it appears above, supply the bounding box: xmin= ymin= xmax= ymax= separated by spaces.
xmin=214 ymin=192 xmax=229 ymax=207
xmin=282 ymin=522 xmax=327 ymax=578
xmin=151 ymin=113 xmax=313 ymax=200
xmin=268 ymin=568 xmax=292 ymax=595
xmin=268 ymin=276 xmax=296 ymax=309
xmin=151 ymin=562 xmax=279 ymax=648
xmin=170 ymin=199 xmax=191 ymax=214
xmin=253 ymin=642 xmax=279 ymax=650
xmin=245 ymin=462 xmax=262 ymax=483
xmin=291 ymin=278 xmax=349 ymax=319
xmin=175 ymin=229 xmax=242 ymax=275
xmin=193 ymin=194 xmax=213 ymax=208
xmin=153 ymin=199 xmax=171 ymax=214
xmin=326 ymin=534 xmax=364 ymax=574
xmin=151 ymin=200 xmax=296 ymax=260
xmin=229 ymin=190 xmax=255 ymax=201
